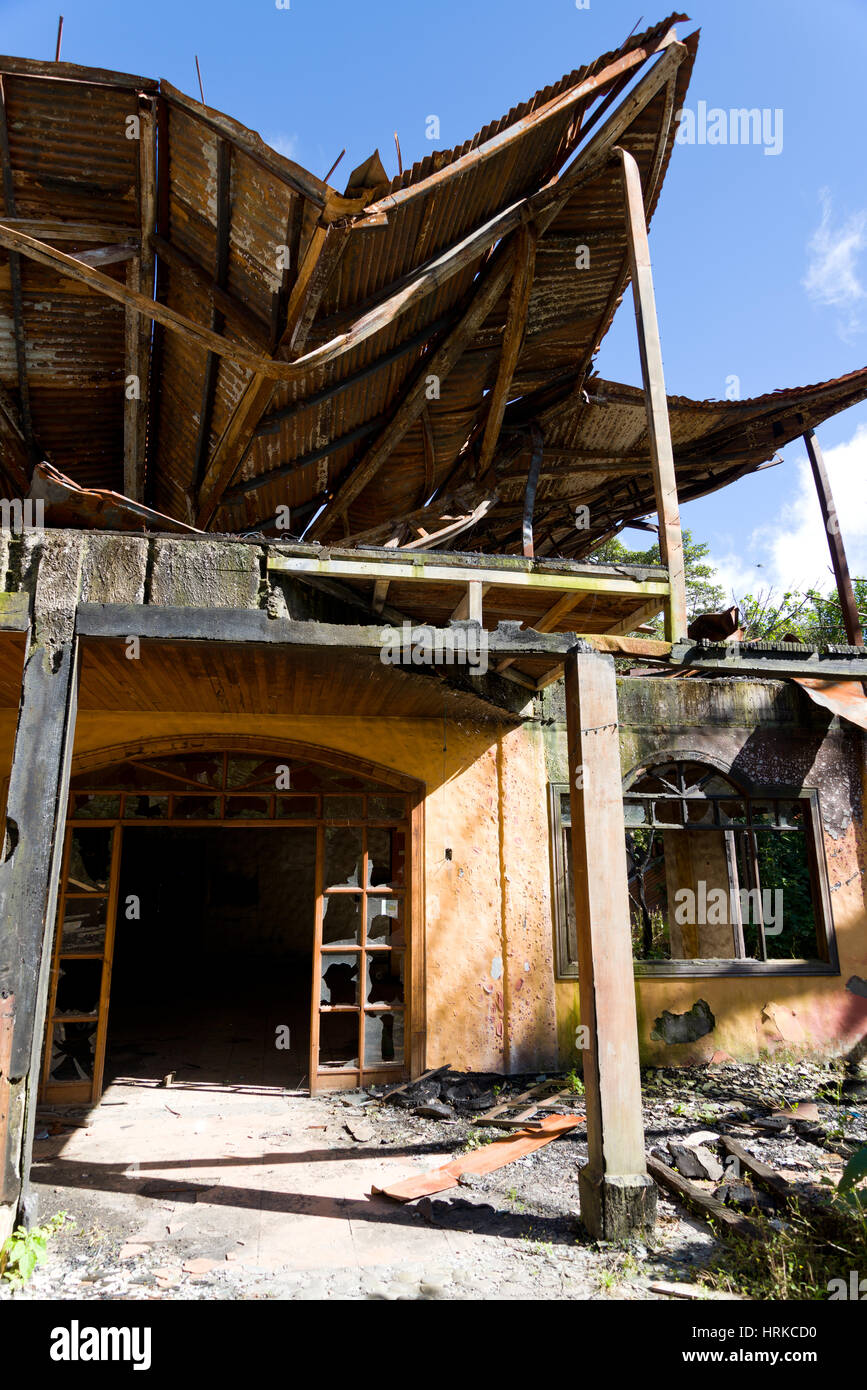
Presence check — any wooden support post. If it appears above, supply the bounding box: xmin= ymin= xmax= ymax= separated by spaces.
xmin=0 ymin=536 xmax=83 ymax=1239
xmin=451 ymin=581 xmax=489 ymax=622
xmin=804 ymin=428 xmax=864 ymax=646
xmin=564 ymin=649 xmax=655 ymax=1239
xmin=617 ymin=146 xmax=687 ymax=643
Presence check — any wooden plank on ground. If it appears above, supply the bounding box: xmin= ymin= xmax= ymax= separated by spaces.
xmin=719 ymin=1136 xmax=794 ymax=1205
xmin=646 ymin=1155 xmax=761 ymax=1238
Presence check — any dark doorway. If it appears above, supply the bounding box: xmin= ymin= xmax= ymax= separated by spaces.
xmin=105 ymin=827 xmax=315 ymax=1091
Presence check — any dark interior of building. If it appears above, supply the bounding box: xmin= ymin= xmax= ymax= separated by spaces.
xmin=104 ymin=826 xmax=316 ymax=1092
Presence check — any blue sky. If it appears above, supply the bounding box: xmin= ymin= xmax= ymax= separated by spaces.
xmin=2 ymin=0 xmax=866 ymax=601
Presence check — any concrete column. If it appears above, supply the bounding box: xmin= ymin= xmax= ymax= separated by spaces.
xmin=565 ymin=649 xmax=655 ymax=1238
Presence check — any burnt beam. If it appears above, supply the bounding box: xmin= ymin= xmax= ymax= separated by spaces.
xmin=0 ymin=536 xmax=83 ymax=1238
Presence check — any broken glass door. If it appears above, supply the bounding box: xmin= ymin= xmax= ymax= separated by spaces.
xmin=312 ymin=800 xmax=409 ymax=1091
xmin=41 ymin=823 xmax=122 ymax=1103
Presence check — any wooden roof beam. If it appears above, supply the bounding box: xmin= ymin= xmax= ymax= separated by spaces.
xmin=307 ymin=241 xmax=520 ymax=542
xmin=476 ymin=223 xmax=537 ymax=479
xmin=123 ymin=94 xmax=156 ymax=502
xmin=0 ymin=75 xmax=38 ymax=474
xmin=805 ymin=427 xmax=864 ymax=646
xmin=191 ymin=138 xmax=232 ymax=492
xmin=194 ymin=222 xmax=352 ymax=527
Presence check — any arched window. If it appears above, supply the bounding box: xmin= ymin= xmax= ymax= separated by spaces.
xmin=623 ymin=759 xmax=836 ymax=973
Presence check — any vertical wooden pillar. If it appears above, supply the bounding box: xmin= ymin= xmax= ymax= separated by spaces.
xmin=0 ymin=536 xmax=82 ymax=1239
xmin=804 ymin=429 xmax=863 ymax=646
xmin=565 ymin=648 xmax=655 ymax=1238
xmin=617 ymin=146 xmax=687 ymax=644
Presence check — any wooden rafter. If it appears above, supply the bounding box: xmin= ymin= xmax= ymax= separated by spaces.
xmin=0 ymin=75 xmax=36 ymax=472
xmin=617 ymin=144 xmax=687 ymax=642
xmin=307 ymin=242 xmax=519 ymax=541
xmin=123 ymin=94 xmax=157 ymax=501
xmin=194 ymin=223 xmax=351 ymax=527
xmin=192 ymin=138 xmax=232 ymax=491
xmin=144 ymin=93 xmax=170 ymax=507
xmin=253 ymin=310 xmax=453 ymax=437
xmin=354 ymin=25 xmax=683 ymax=225
xmin=477 ymin=223 xmax=537 ymax=478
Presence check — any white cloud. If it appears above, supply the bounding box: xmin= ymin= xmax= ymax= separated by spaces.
xmin=803 ymin=188 xmax=867 ymax=339
xmin=266 ymin=132 xmax=300 ymax=162
xmin=710 ymin=422 xmax=867 ymax=602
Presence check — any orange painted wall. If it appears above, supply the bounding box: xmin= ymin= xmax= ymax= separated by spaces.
xmin=3 ymin=687 xmax=866 ymax=1077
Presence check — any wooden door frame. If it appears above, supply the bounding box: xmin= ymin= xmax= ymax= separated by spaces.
xmin=39 ymin=736 xmax=426 ymax=1103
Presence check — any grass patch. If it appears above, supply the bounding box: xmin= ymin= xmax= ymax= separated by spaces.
xmin=699 ymin=1199 xmax=867 ymax=1300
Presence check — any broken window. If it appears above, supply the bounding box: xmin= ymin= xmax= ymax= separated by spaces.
xmin=624 ymin=761 xmax=837 ymax=974
xmin=549 ymin=764 xmax=838 ymax=977
xmin=548 ymin=786 xmax=579 ymax=978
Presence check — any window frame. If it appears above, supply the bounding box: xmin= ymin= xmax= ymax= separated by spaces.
xmin=548 ymin=773 xmax=840 ymax=980
xmin=549 ymin=783 xmax=579 ymax=979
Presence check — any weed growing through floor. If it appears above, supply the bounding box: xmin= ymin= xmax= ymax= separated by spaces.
xmin=521 ymin=1229 xmax=554 ymax=1258
xmin=505 ymin=1186 xmax=526 ymax=1213
xmin=592 ymin=1248 xmax=639 ymax=1293
xmin=700 ymin=1195 xmax=867 ymax=1300
xmin=565 ymin=1068 xmax=585 ymax=1095
xmin=0 ymin=1211 xmax=72 ymax=1288
xmin=462 ymin=1128 xmax=496 ymax=1152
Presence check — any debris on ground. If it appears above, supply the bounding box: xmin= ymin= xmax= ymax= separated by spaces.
xmin=6 ymin=1058 xmax=865 ymax=1301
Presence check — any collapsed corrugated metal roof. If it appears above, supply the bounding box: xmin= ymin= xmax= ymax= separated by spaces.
xmin=0 ymin=17 xmax=864 ymax=558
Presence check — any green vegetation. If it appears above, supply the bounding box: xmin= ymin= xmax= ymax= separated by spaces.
xmin=588 ymin=527 xmax=865 ymax=644
xmin=589 ymin=530 xmax=725 ymax=625
xmin=737 ymin=580 xmax=867 ymax=644
xmin=0 ymin=1211 xmax=72 ymax=1288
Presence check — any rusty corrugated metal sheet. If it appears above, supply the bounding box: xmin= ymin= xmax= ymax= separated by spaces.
xmin=0 ymin=63 xmax=143 ymax=487
xmin=2 ymin=18 xmax=864 ymax=568
xmin=794 ymin=678 xmax=867 ymax=732
xmin=29 ymin=460 xmax=202 ymax=532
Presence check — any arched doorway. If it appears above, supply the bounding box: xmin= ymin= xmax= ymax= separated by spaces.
xmin=40 ymin=740 xmax=421 ymax=1102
